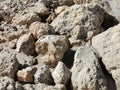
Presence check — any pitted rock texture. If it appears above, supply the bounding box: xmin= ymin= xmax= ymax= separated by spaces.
xmin=16 ymin=34 xmax=35 ymax=55
xmin=92 ymin=24 xmax=120 ymax=89
xmin=35 ymin=35 xmax=68 ymax=67
xmin=71 ymin=46 xmax=108 ymax=90
xmin=51 ymin=4 xmax=105 ymax=42
xmin=0 ymin=49 xmax=19 ymax=79
xmin=29 ymin=21 xmax=55 ymax=39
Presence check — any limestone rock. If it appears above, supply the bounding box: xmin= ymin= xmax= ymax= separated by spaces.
xmin=55 ymin=6 xmax=69 ymax=15
xmin=16 ymin=34 xmax=35 ymax=55
xmin=51 ymin=4 xmax=105 ymax=42
xmin=17 ymin=67 xmax=37 ymax=83
xmin=71 ymin=46 xmax=108 ymax=90
xmin=0 ymin=76 xmax=15 ymax=90
xmin=9 ymin=39 xmax=17 ymax=49
xmin=35 ymin=35 xmax=68 ymax=67
xmin=52 ymin=61 xmax=71 ymax=84
xmin=12 ymin=12 xmax=40 ymax=25
xmin=29 ymin=21 xmax=54 ymax=39
xmin=92 ymin=24 xmax=120 ymax=89
xmin=0 ymin=48 xmax=19 ymax=79
xmin=34 ymin=65 xmax=53 ymax=85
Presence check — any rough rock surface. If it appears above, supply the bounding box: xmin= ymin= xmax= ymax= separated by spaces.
xmin=52 ymin=61 xmax=71 ymax=84
xmin=92 ymin=24 xmax=120 ymax=89
xmin=51 ymin=4 xmax=105 ymax=41
xmin=0 ymin=76 xmax=15 ymax=90
xmin=29 ymin=21 xmax=54 ymax=39
xmin=0 ymin=49 xmax=19 ymax=79
xmin=35 ymin=35 xmax=68 ymax=67
xmin=71 ymin=46 xmax=108 ymax=90
xmin=34 ymin=65 xmax=53 ymax=85
xmin=17 ymin=67 xmax=36 ymax=83
xmin=12 ymin=12 xmax=40 ymax=25
xmin=16 ymin=34 xmax=35 ymax=55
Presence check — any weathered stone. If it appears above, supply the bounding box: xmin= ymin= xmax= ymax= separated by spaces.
xmin=29 ymin=21 xmax=54 ymax=39
xmin=92 ymin=24 xmax=120 ymax=89
xmin=55 ymin=6 xmax=69 ymax=15
xmin=12 ymin=12 xmax=40 ymax=25
xmin=34 ymin=65 xmax=53 ymax=85
xmin=16 ymin=53 xmax=36 ymax=68
xmin=17 ymin=67 xmax=37 ymax=83
xmin=0 ymin=48 xmax=19 ymax=79
xmin=35 ymin=35 xmax=68 ymax=67
xmin=16 ymin=34 xmax=35 ymax=55
xmin=9 ymin=39 xmax=18 ymax=49
xmin=52 ymin=61 xmax=71 ymax=84
xmin=51 ymin=4 xmax=105 ymax=42
xmin=71 ymin=46 xmax=108 ymax=90
xmin=0 ymin=76 xmax=15 ymax=90
xmin=34 ymin=2 xmax=49 ymax=16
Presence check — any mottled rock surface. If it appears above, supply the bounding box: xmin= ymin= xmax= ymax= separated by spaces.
xmin=71 ymin=46 xmax=108 ymax=90
xmin=35 ymin=35 xmax=68 ymax=67
xmin=92 ymin=24 xmax=120 ymax=89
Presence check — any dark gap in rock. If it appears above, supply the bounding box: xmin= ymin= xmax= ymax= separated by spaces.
xmin=101 ymin=13 xmax=119 ymax=30
xmin=62 ymin=49 xmax=75 ymax=69
xmin=38 ymin=14 xmax=50 ymax=23
xmin=66 ymin=78 xmax=73 ymax=90
xmin=99 ymin=57 xmax=117 ymax=90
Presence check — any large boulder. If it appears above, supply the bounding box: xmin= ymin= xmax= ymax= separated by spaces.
xmin=71 ymin=46 xmax=108 ymax=90
xmin=92 ymin=24 xmax=120 ymax=89
xmin=51 ymin=4 xmax=105 ymax=42
xmin=35 ymin=35 xmax=68 ymax=67
xmin=0 ymin=48 xmax=19 ymax=79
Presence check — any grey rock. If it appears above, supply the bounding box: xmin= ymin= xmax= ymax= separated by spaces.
xmin=52 ymin=61 xmax=71 ymax=84
xmin=71 ymin=46 xmax=108 ymax=90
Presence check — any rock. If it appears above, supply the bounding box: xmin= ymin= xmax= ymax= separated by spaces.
xmin=0 ymin=48 xmax=19 ymax=79
xmin=16 ymin=53 xmax=36 ymax=68
xmin=12 ymin=12 xmax=40 ymax=25
xmin=0 ymin=76 xmax=15 ymax=90
xmin=16 ymin=34 xmax=35 ymax=55
xmin=9 ymin=39 xmax=18 ymax=49
xmin=35 ymin=35 xmax=68 ymax=67
xmin=39 ymin=0 xmax=74 ymax=8
xmin=92 ymin=24 xmax=120 ymax=89
xmin=34 ymin=65 xmax=53 ymax=85
xmin=52 ymin=61 xmax=71 ymax=84
xmin=34 ymin=2 xmax=49 ymax=16
xmin=29 ymin=21 xmax=54 ymax=39
xmin=71 ymin=46 xmax=108 ymax=90
xmin=33 ymin=83 xmax=66 ymax=90
xmin=17 ymin=67 xmax=37 ymax=83
xmin=51 ymin=4 xmax=105 ymax=42
xmin=55 ymin=6 xmax=69 ymax=15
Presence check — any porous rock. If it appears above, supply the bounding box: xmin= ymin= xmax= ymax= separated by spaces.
xmin=71 ymin=46 xmax=108 ymax=90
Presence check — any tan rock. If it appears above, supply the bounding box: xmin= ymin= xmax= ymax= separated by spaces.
xmin=16 ymin=34 xmax=35 ymax=55
xmin=51 ymin=4 xmax=105 ymax=43
xmin=29 ymin=21 xmax=54 ymax=39
xmin=17 ymin=67 xmax=37 ymax=83
xmin=35 ymin=35 xmax=68 ymax=67
xmin=12 ymin=12 xmax=40 ymax=25
xmin=55 ymin=6 xmax=69 ymax=15
xmin=92 ymin=24 xmax=120 ymax=90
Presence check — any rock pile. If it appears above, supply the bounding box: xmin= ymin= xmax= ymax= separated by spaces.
xmin=0 ymin=0 xmax=120 ymax=90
